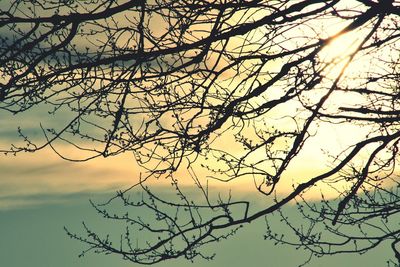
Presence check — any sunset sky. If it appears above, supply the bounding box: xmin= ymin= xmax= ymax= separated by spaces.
xmin=1 ymin=0 xmax=399 ymax=266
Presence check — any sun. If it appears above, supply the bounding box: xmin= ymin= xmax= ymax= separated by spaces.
xmin=319 ymin=28 xmax=373 ymax=80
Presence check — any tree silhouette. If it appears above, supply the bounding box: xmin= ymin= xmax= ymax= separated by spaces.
xmin=1 ymin=0 xmax=400 ymax=265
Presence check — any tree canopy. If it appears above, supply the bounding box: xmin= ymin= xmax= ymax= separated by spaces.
xmin=1 ymin=0 xmax=400 ymax=265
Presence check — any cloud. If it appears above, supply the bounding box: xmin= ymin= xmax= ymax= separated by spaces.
xmin=0 ymin=144 xmax=141 ymax=209
xmin=0 ymin=104 xmax=356 ymax=210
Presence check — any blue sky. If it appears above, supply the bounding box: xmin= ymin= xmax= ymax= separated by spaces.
xmin=0 ymin=190 xmax=393 ymax=267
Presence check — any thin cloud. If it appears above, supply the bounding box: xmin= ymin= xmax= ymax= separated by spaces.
xmin=0 ymin=145 xmax=139 ymax=208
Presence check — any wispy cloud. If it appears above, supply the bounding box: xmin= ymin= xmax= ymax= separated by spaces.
xmin=0 ymin=145 xmax=140 ymax=209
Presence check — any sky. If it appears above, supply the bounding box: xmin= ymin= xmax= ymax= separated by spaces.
xmin=0 ymin=93 xmax=393 ymax=265
xmin=0 ymin=76 xmax=394 ymax=267
xmin=0 ymin=1 xmax=398 ymax=266
xmin=0 ymin=187 xmax=393 ymax=267
xmin=0 ymin=144 xmax=394 ymax=267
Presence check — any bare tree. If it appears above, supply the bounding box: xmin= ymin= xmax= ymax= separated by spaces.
xmin=1 ymin=0 xmax=400 ymax=265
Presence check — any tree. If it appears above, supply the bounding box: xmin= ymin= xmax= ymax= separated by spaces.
xmin=1 ymin=0 xmax=400 ymax=265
